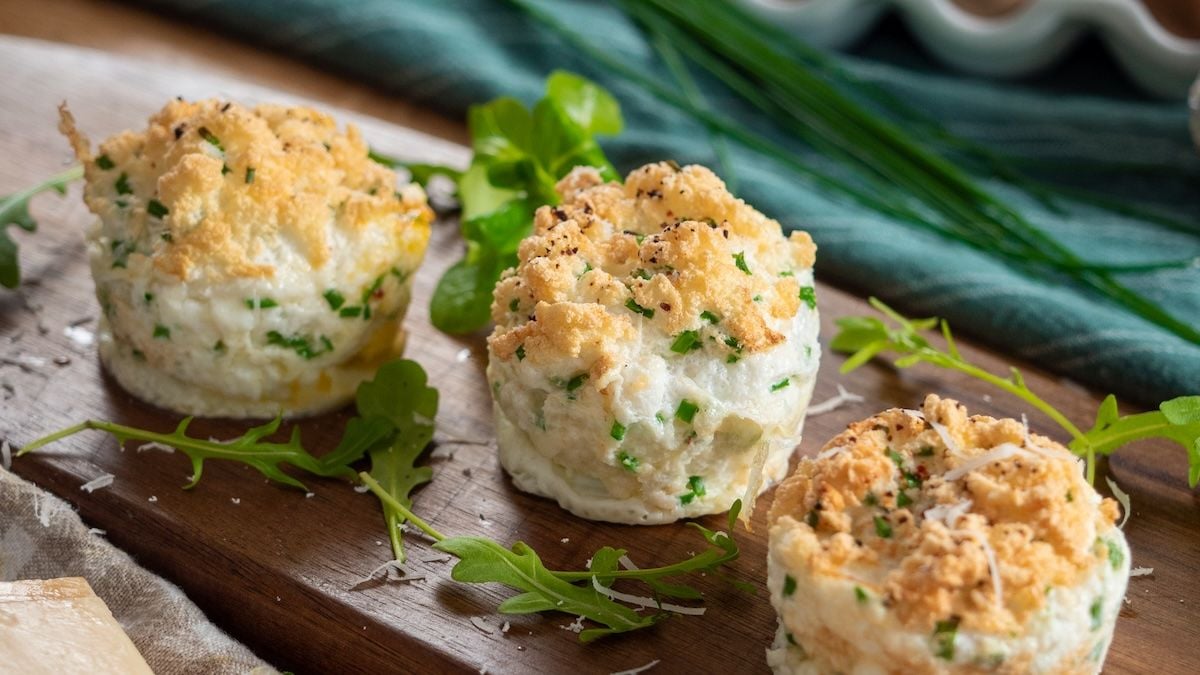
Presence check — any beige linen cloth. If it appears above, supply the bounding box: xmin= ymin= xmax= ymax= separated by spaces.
xmin=0 ymin=466 xmax=274 ymax=674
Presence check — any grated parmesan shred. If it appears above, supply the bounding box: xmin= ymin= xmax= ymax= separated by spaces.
xmin=618 ymin=555 xmax=639 ymax=571
xmin=590 ymin=577 xmax=705 ymax=616
xmin=1130 ymin=567 xmax=1154 ymax=577
xmin=32 ymin=493 xmax=54 ymax=527
xmin=928 ymin=419 xmax=961 ymax=457
xmin=975 ymin=532 xmax=1004 ymax=609
xmin=353 ymin=560 xmax=422 ymax=587
xmin=738 ymin=439 xmax=775 ymax=526
xmin=1 ymin=440 xmax=10 ymax=471
xmin=469 ymin=616 xmax=496 ymax=635
xmin=137 ymin=441 xmax=175 ymax=454
xmin=610 ymin=660 xmax=661 ymax=675
xmin=943 ymin=443 xmax=1031 ymax=482
xmin=80 ymin=473 xmax=115 ymax=493
xmin=1105 ymin=477 xmax=1132 ymax=529
xmin=923 ymin=500 xmax=973 ymax=529
xmin=806 ymin=385 xmax=865 ymax=417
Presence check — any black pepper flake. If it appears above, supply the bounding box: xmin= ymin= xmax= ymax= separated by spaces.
xmin=659 ymin=303 xmax=671 ymax=311
xmin=647 ymin=189 xmax=662 ymax=199
xmin=220 ymin=102 xmax=232 ymax=112
xmin=552 ymin=207 xmax=567 ymax=221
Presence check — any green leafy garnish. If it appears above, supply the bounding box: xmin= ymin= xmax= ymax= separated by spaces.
xmin=198 ymin=126 xmax=223 ymax=151
xmin=18 ymin=415 xmax=352 ymax=490
xmin=515 ymin=0 xmax=1200 ymax=349
xmin=617 ymin=451 xmax=639 ymax=472
xmin=610 ymin=420 xmax=627 ymax=441
xmin=625 ymin=298 xmax=655 ymax=319
xmin=700 ymin=310 xmax=720 ymax=324
xmin=1 ymin=166 xmax=83 ymax=288
xmin=245 ymin=298 xmax=278 ymax=309
xmin=245 ymin=167 xmax=256 ymax=184
xmin=359 ymin=472 xmax=744 ymax=642
xmin=330 ymin=360 xmax=439 ymax=563
xmin=670 ymin=330 xmax=701 ymax=353
xmin=675 ymin=399 xmax=699 ymax=423
xmin=873 ymin=515 xmax=892 ymax=538
xmin=770 ymin=378 xmax=790 ymax=392
xmin=833 ymin=298 xmax=1200 ymax=486
xmin=147 ymin=199 xmax=169 ymax=218
xmin=799 ymin=286 xmax=816 ymax=310
xmin=934 ymin=617 xmax=959 ymax=660
xmin=153 ymin=324 xmax=171 ymax=339
xmin=323 ymin=289 xmax=345 ymax=310
xmin=679 ymin=475 xmax=706 ymax=505
xmin=266 ymin=331 xmax=333 ymax=360
xmin=430 ymin=71 xmax=623 ymax=334
xmin=732 ymin=251 xmax=750 ymax=274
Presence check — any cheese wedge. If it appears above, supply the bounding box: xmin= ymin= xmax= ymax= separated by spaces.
xmin=0 ymin=577 xmax=152 ymax=674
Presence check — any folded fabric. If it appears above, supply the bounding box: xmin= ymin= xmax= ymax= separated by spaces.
xmin=148 ymin=0 xmax=1200 ymax=407
xmin=0 ymin=467 xmax=272 ymax=674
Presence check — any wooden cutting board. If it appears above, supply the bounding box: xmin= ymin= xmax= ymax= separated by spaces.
xmin=1 ymin=36 xmax=1197 ymax=674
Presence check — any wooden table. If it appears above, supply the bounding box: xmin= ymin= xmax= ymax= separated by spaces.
xmin=2 ymin=5 xmax=1198 ymax=674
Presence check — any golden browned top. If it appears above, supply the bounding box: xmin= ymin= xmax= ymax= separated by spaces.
xmin=59 ymin=99 xmax=432 ymax=280
xmin=489 ymin=162 xmax=816 ymax=364
xmin=769 ymin=395 xmax=1119 ymax=634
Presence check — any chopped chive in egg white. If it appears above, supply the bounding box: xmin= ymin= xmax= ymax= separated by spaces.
xmin=766 ymin=395 xmax=1130 ymax=674
xmin=487 ymin=162 xmax=820 ymax=524
xmin=610 ymin=421 xmax=627 ymax=441
xmin=58 ymin=98 xmax=432 ymax=417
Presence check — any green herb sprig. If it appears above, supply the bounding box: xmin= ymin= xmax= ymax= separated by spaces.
xmin=17 ymin=359 xmax=743 ymax=640
xmin=1 ymin=165 xmax=84 ymax=288
xmin=831 ymin=298 xmax=1200 ymax=486
xmin=508 ymin=0 xmax=1200 ymax=349
xmin=425 ymin=71 xmax=623 ymax=334
xmin=18 ymin=415 xmax=352 ymax=490
xmin=327 ymin=359 xmax=439 ymax=563
xmin=361 ymin=468 xmax=741 ymax=641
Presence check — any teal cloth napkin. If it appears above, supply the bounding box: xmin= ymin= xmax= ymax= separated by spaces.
xmin=148 ymin=0 xmax=1200 ymax=407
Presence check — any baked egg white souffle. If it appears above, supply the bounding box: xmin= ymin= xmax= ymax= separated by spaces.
xmin=766 ymin=395 xmax=1130 ymax=675
xmin=486 ymin=162 xmax=820 ymax=524
xmin=59 ymin=99 xmax=432 ymax=418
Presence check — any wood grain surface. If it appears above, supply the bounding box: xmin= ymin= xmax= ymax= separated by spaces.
xmin=1 ymin=35 xmax=1198 ymax=675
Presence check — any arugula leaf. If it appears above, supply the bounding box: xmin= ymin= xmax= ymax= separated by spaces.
xmin=832 ymin=298 xmax=1200 ymax=486
xmin=352 ymin=360 xmax=439 ymax=562
xmin=362 ymin=460 xmax=745 ymax=641
xmin=18 ymin=414 xmax=351 ymax=490
xmin=435 ymin=537 xmax=659 ymax=641
xmin=1074 ymin=395 xmax=1200 ymax=486
xmin=432 ymin=71 xmax=623 ymax=334
xmin=1 ymin=165 xmax=83 ymax=288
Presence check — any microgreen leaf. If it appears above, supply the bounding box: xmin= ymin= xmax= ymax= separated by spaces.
xmin=0 ymin=165 xmax=83 ymax=288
